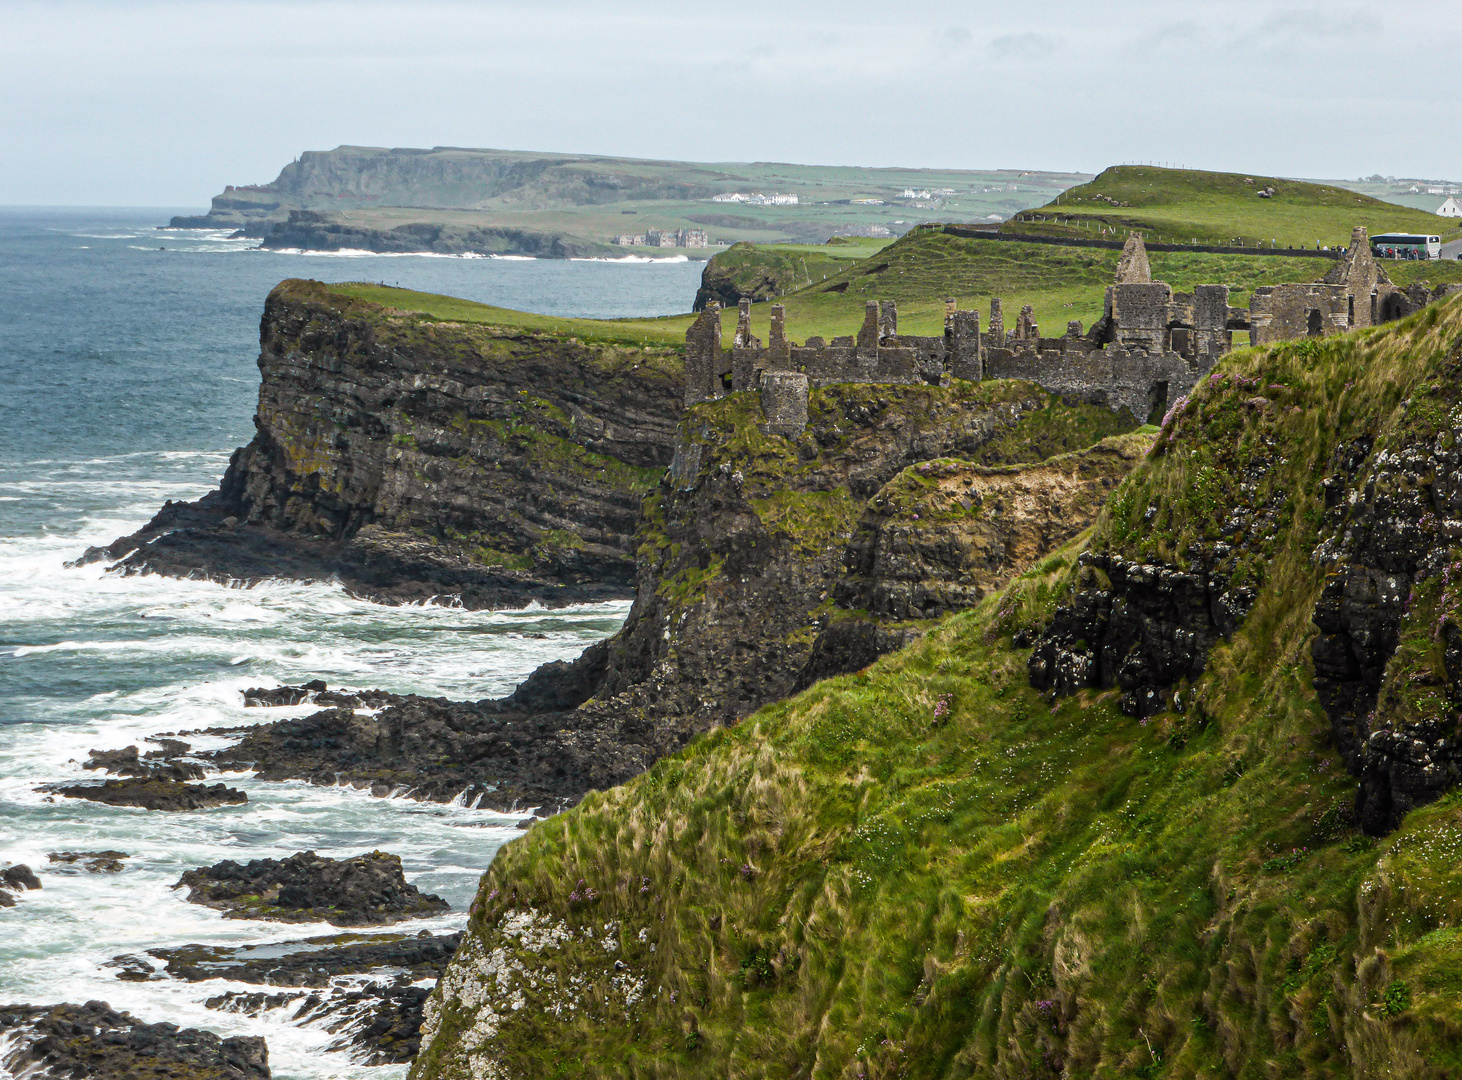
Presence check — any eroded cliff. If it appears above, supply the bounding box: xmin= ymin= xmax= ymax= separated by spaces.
xmin=203 ymin=369 xmax=1136 ymax=812
xmin=414 ymin=296 xmax=1462 ymax=1080
xmin=85 ymin=281 xmax=682 ymax=607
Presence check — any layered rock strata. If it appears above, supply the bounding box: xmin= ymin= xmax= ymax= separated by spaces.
xmin=81 ymin=281 xmax=683 ymax=608
xmin=836 ymin=435 xmax=1148 ymax=620
xmin=208 ymin=383 xmax=1135 ymax=810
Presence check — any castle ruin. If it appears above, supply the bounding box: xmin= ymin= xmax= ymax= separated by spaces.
xmin=683 ymin=228 xmax=1448 ymax=435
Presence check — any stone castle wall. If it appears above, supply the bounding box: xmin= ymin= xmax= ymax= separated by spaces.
xmin=685 ymin=226 xmax=1443 ymax=438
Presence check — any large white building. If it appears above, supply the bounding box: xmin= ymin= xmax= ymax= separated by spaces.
xmin=1438 ymin=197 xmax=1461 ymax=219
xmin=709 ymin=192 xmax=797 ymax=205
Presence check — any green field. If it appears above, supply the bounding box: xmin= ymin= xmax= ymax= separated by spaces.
xmin=192 ymin=145 xmax=1091 ymax=248
xmin=335 ymin=223 xmax=1462 ymax=353
xmin=1006 ymin=165 xmax=1462 ymax=249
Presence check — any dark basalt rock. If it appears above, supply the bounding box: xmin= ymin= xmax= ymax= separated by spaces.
xmin=49 ymin=851 xmax=130 ymax=873
xmin=139 ymin=931 xmax=462 ymax=1065
xmin=76 ymin=280 xmax=683 ymax=609
xmin=48 ymin=779 xmax=247 ymax=811
xmin=1 ymin=864 xmax=41 ymax=907
xmin=1308 ymin=424 xmax=1462 ymax=834
xmin=1026 ymin=551 xmax=1255 ymax=717
xmin=83 ymin=745 xmax=205 ymax=781
xmin=0 ymin=1001 xmax=269 ymax=1080
xmin=206 ymin=694 xmax=652 ymax=814
xmin=173 ymin=850 xmax=449 ymax=926
xmin=207 ymin=983 xmax=432 ymax=1066
xmin=145 ymin=930 xmax=462 ymax=986
xmin=240 ymin=681 xmax=386 ymax=710
xmin=242 ymin=682 xmax=321 ymax=706
xmin=2 ymin=865 xmax=41 ymax=891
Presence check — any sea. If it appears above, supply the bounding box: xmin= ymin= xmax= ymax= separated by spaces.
xmin=0 ymin=208 xmax=704 ymax=1078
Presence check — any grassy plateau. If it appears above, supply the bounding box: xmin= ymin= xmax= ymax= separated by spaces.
xmin=414 ymin=294 xmax=1462 ymax=1080
xmin=1007 ymin=166 xmax=1462 ymax=250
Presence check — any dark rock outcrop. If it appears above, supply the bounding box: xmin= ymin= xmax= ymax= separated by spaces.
xmin=1 ymin=864 xmax=41 ymax=907
xmin=0 ymin=1001 xmax=269 ymax=1080
xmin=1027 ymin=551 xmax=1256 ymax=717
xmin=173 ymin=850 xmax=449 ymax=925
xmin=136 ymin=931 xmax=462 ymax=1065
xmin=209 ymin=689 xmax=644 ymax=812
xmin=49 ymin=852 xmax=129 ymax=873
xmin=204 ymin=385 xmax=1135 ymax=809
xmin=2 ymin=865 xmax=41 ymax=891
xmin=78 ymin=280 xmax=683 ymax=608
xmin=207 ymin=983 xmax=432 ymax=1066
xmin=83 ymin=745 xmax=205 ymax=781
xmin=145 ymin=930 xmax=462 ymax=986
xmin=48 ymin=779 xmax=247 ymax=811
xmin=1308 ymin=412 xmax=1462 ymax=833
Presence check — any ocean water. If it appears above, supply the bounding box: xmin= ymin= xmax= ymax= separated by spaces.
xmin=0 ymin=210 xmax=702 ymax=1078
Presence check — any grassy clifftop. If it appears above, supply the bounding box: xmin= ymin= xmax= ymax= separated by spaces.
xmin=414 ymin=295 xmax=1462 ymax=1080
xmin=1008 ymin=165 xmax=1461 ymax=249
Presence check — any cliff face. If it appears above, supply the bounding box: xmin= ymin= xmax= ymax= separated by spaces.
xmin=416 ymin=298 xmax=1462 ymax=1080
xmin=585 ymin=384 xmax=1136 ymax=741
xmin=256 ymin=212 xmax=617 ymax=258
xmin=201 ymin=377 xmax=1136 ymax=812
xmin=92 ymin=281 xmax=683 ymax=607
xmin=167 ymin=145 xmax=729 ymax=236
xmin=836 ymin=436 xmax=1147 ymax=620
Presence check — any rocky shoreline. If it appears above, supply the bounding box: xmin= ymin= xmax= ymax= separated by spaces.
xmin=0 ymin=1002 xmax=271 ymax=1080
xmin=43 ymin=278 xmax=1153 ymax=1077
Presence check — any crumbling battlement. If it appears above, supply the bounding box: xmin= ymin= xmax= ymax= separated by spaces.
xmin=684 ymin=227 xmax=1451 ymax=437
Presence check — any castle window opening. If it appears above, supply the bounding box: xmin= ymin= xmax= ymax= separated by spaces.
xmin=1307 ymin=309 xmax=1323 ymax=337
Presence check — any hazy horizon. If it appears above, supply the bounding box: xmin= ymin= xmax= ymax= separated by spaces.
xmin=2 ymin=0 xmax=1458 ymax=206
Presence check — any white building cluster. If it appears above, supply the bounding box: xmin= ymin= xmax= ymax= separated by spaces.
xmin=710 ymin=192 xmax=799 ymax=205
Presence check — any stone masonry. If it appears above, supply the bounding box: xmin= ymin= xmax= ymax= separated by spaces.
xmin=684 ymin=228 xmax=1449 ymax=434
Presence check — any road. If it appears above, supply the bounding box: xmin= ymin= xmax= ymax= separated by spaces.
xmin=1442 ymin=237 xmax=1462 ymax=260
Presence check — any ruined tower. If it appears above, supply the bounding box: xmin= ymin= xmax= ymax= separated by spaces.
xmin=1115 ymin=232 xmax=1152 ymax=285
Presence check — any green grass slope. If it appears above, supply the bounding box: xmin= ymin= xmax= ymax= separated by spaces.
xmin=712 ymin=229 xmax=1337 ymax=342
xmin=335 ymin=227 xmax=1462 ymax=358
xmin=1007 ymin=165 xmax=1461 ymax=249
xmin=414 ymin=295 xmax=1462 ymax=1080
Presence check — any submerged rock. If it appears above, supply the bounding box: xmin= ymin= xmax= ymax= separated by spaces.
xmin=145 ymin=929 xmax=461 ymax=986
xmin=82 ymin=745 xmax=205 ymax=781
xmin=0 ymin=1000 xmax=269 ymax=1080
xmin=0 ymin=864 xmax=41 ymax=908
xmin=173 ymin=851 xmax=449 ymax=926
xmin=49 ymin=851 xmax=129 ymax=873
xmin=48 ymin=779 xmax=247 ymax=811
xmin=139 ymin=931 xmax=462 ymax=1065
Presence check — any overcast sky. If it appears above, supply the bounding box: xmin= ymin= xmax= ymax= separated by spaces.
xmin=1 ymin=0 xmax=1458 ymax=206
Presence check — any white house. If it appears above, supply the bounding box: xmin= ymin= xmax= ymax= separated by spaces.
xmin=1438 ymin=197 xmax=1462 ymax=218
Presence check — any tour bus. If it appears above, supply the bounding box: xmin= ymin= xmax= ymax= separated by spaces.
xmin=1370 ymin=233 xmax=1442 ymax=260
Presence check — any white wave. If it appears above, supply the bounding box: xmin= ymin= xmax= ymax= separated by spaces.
xmin=259 ymin=247 xmax=496 ymax=260
xmin=570 ymin=254 xmax=691 ymax=264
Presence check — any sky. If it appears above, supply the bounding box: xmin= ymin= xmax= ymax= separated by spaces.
xmin=1 ymin=0 xmax=1458 ymax=207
